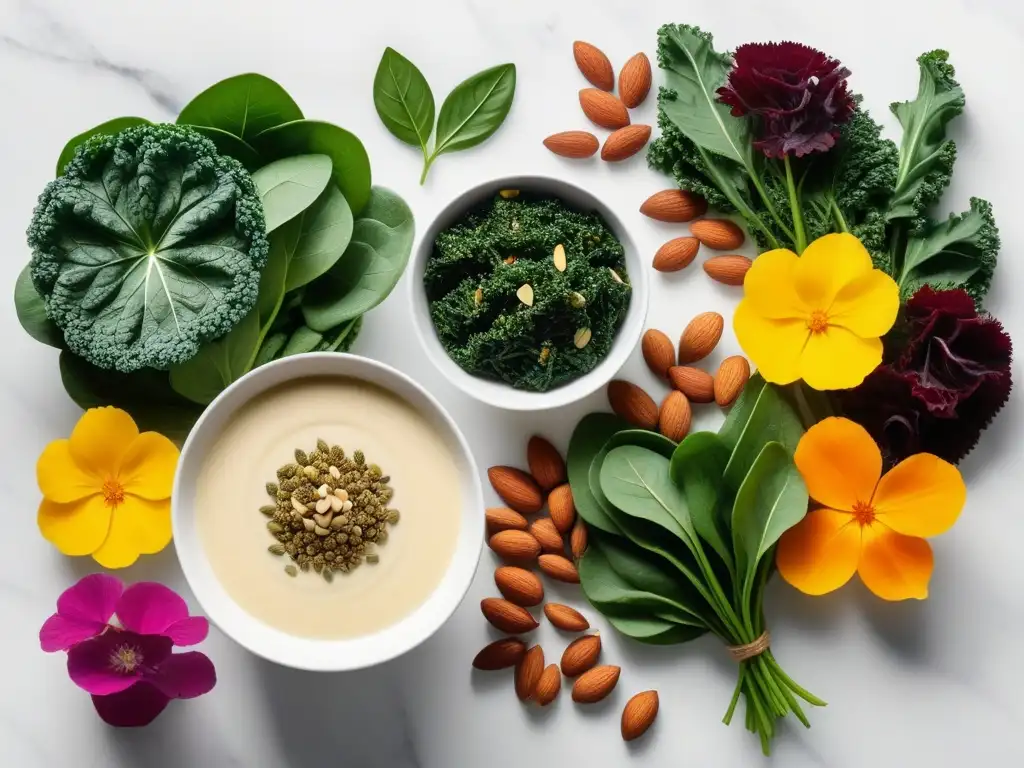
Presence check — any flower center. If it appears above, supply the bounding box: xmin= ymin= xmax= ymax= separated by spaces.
xmin=851 ymin=500 xmax=875 ymax=526
xmin=807 ymin=310 xmax=829 ymax=334
xmin=102 ymin=477 xmax=125 ymax=508
xmin=109 ymin=644 xmax=142 ymax=674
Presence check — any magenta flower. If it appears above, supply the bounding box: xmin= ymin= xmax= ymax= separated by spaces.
xmin=40 ymin=574 xmax=216 ymax=727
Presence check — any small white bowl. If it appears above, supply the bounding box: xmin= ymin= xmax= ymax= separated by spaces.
xmin=172 ymin=353 xmax=484 ymax=671
xmin=409 ymin=175 xmax=649 ymax=411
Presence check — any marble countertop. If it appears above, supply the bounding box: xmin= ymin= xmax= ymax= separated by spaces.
xmin=3 ymin=0 xmax=1024 ymax=765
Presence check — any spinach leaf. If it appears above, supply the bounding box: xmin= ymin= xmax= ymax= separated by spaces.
xmin=314 ymin=317 xmax=362 ymax=353
xmin=607 ymin=614 xmax=707 ymax=645
xmin=274 ymin=185 xmax=354 ymax=292
xmin=55 ymin=116 xmax=150 ymax=175
xmin=595 ymin=530 xmax=707 ymax=614
xmin=280 ymin=325 xmax=324 ymax=357
xmin=568 ymin=413 xmax=628 ymax=534
xmin=600 ymin=445 xmax=696 ymax=544
xmin=606 ymin=428 xmax=677 ymax=459
xmin=14 ymin=265 xmax=62 ymax=348
xmin=251 ymin=154 xmax=333 ymax=232
xmin=721 ymin=378 xmax=803 ymax=492
xmin=671 ymin=431 xmax=734 ymax=573
xmin=254 ymin=332 xmax=287 ymax=366
xmin=301 ymin=187 xmax=414 ymax=331
xmin=374 ymin=47 xmax=435 ymax=152
xmin=190 ymin=126 xmax=263 ymax=170
xmin=719 ymin=373 xmax=767 ymax=450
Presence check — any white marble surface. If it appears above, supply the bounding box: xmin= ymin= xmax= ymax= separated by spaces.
xmin=2 ymin=0 xmax=1024 ymax=765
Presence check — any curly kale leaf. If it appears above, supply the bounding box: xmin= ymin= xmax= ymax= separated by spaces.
xmin=27 ymin=123 xmax=270 ymax=372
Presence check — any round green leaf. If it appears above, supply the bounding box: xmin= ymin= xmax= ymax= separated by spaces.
xmin=567 ymin=412 xmax=629 ymax=535
xmin=55 ymin=116 xmax=150 ymax=176
xmin=169 ymin=310 xmax=260 ymax=405
xmin=190 ymin=125 xmax=262 ymax=170
xmin=251 ymin=154 xmax=333 ymax=232
xmin=277 ymin=185 xmax=354 ymax=292
xmin=14 ymin=265 xmax=63 ymax=348
xmin=177 ymin=73 xmax=303 ymax=144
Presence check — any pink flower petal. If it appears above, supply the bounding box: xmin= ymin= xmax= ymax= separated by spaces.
xmin=57 ymin=573 xmax=123 ymax=624
xmin=91 ymin=683 xmax=170 ymax=727
xmin=39 ymin=614 xmax=108 ymax=652
xmin=67 ymin=631 xmax=172 ymax=696
xmin=147 ymin=651 xmax=217 ymax=700
xmin=116 ymin=582 xmax=189 ymax=636
xmin=162 ymin=617 xmax=209 ymax=646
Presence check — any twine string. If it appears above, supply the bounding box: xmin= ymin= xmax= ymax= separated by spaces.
xmin=726 ymin=630 xmax=771 ymax=662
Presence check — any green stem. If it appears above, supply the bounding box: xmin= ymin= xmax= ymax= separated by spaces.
xmin=765 ymin=653 xmax=827 ymax=707
xmin=723 ymin=666 xmax=745 ymax=725
xmin=783 ymin=155 xmax=807 ymax=253
xmin=244 ymin=290 xmax=287 ymax=373
xmin=419 ymin=151 xmax=436 ymax=185
xmin=747 ymin=684 xmax=774 ymax=755
xmin=750 ymin=172 xmax=797 ymax=244
xmin=830 ymin=195 xmax=850 ymax=233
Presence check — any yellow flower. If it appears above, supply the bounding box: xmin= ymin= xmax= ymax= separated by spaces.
xmin=733 ymin=233 xmax=899 ymax=390
xmin=36 ymin=407 xmax=179 ymax=569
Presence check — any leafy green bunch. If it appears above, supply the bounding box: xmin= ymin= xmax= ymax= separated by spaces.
xmin=15 ymin=74 xmax=414 ymax=441
xmin=647 ymin=25 xmax=998 ymax=305
xmin=570 ymin=376 xmax=824 ymax=754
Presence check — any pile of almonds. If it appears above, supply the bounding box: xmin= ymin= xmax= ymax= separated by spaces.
xmin=544 ymin=41 xmax=653 ymax=163
xmin=476 ymin=436 xmax=659 ymax=742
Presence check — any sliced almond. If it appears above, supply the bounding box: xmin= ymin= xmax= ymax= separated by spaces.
xmin=574 ymin=328 xmax=592 ymax=349
xmin=474 ymin=287 xmax=483 ymax=306
xmin=517 ymin=284 xmax=534 ymax=307
xmin=553 ymin=243 xmax=567 ymax=272
xmin=609 ymin=268 xmax=623 ymax=283
xmin=499 ymin=189 xmax=520 ymax=199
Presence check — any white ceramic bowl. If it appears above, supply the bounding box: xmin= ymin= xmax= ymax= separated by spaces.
xmin=409 ymin=175 xmax=649 ymax=411
xmin=172 ymin=353 xmax=484 ymax=671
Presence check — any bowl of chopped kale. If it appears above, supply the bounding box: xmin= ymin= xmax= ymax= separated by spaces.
xmin=410 ymin=176 xmax=648 ymax=410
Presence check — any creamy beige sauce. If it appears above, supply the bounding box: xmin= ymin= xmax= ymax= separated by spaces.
xmin=196 ymin=376 xmax=462 ymax=639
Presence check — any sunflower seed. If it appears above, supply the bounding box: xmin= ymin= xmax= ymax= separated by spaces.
xmin=284 ymin=565 xmax=298 ymax=577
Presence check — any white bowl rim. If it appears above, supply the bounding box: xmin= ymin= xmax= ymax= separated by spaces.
xmin=171 ymin=352 xmax=484 ymax=671
xmin=409 ymin=174 xmax=649 ymax=411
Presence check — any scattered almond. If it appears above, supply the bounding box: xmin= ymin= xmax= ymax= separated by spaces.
xmin=639 ymin=190 xmax=708 ymax=222
xmin=573 ymin=41 xmax=615 ymax=91
xmin=607 ymin=380 xmax=659 ymax=430
xmin=553 ymin=243 xmax=567 ymax=272
xmin=548 ymin=484 xmax=576 ymax=533
xmin=487 ymin=466 xmax=544 ymax=514
xmin=516 ymin=645 xmax=545 ymax=701
xmin=544 ymin=603 xmax=590 ymax=632
xmin=495 ymin=566 xmax=545 ymax=607
xmin=539 ymin=554 xmax=580 ymax=583
xmin=704 ymin=254 xmax=752 ymax=286
xmin=473 ymin=638 xmax=527 ymax=670
xmin=481 ymin=598 xmax=539 ymax=634
xmin=621 ymin=690 xmax=659 ymax=741
xmin=486 ymin=507 xmax=528 ymax=533
xmin=714 ymin=356 xmax=751 ymax=407
xmin=543 ymin=130 xmax=600 ymax=159
xmin=667 ymin=366 xmax=715 ymax=403
xmin=573 ymin=665 xmax=621 ymax=703
xmin=691 ymin=218 xmax=745 ymax=250
xmin=678 ymin=312 xmax=724 ymax=364
xmin=489 ymin=529 xmax=542 ymax=562
xmin=526 ymin=436 xmax=566 ymax=491
xmin=652 ymin=236 xmax=700 ymax=273
xmin=619 ymin=52 xmax=652 ymax=108
xmin=529 ymin=518 xmax=565 ymax=554
xmin=534 ymin=664 xmax=561 ymax=706
xmin=641 ymin=329 xmax=676 ymax=379
xmin=601 ymin=124 xmax=651 ymax=161
xmin=579 ymin=88 xmax=630 ymax=129
xmin=561 ymin=633 xmax=601 ymax=676
xmin=574 ymin=327 xmax=592 ymax=349
xmin=570 ymin=518 xmax=588 ymax=561
xmin=658 ymin=391 xmax=692 ymax=442
xmin=516 ymin=283 xmax=534 ymax=307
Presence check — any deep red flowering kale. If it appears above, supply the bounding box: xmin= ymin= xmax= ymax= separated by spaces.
xmin=717 ymin=42 xmax=855 ymax=158
xmin=840 ymin=287 xmax=1012 ymax=464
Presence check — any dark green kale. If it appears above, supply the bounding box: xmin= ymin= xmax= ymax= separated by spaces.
xmin=424 ymin=195 xmax=631 ymax=392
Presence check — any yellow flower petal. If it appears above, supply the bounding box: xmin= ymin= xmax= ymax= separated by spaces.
xmin=119 ymin=432 xmax=180 ymax=500
xmin=37 ymin=496 xmax=112 ymax=556
xmin=829 ymin=269 xmax=900 ymax=337
xmin=69 ymin=407 xmax=139 ymax=478
xmin=794 ymin=233 xmax=873 ymax=308
xmin=742 ymin=248 xmax=808 ymax=319
xmin=794 ymin=417 xmax=881 ymax=510
xmin=857 ymin=524 xmax=933 ymax=601
xmin=800 ymin=325 xmax=882 ymax=390
xmin=733 ymin=300 xmax=808 ymax=385
xmin=776 ymin=508 xmax=861 ymax=596
xmin=37 ymin=440 xmax=99 ymax=502
xmin=872 ymin=454 xmax=966 ymax=537
xmin=92 ymin=496 xmax=172 ymax=569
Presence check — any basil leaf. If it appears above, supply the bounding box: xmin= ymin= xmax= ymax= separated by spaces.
xmin=177 ymin=73 xmax=302 ymax=147
xmin=721 ymin=378 xmax=803 ymax=492
xmin=274 ymin=185 xmax=355 ymax=292
xmin=671 ymin=431 xmax=734 ymax=574
xmin=567 ymin=413 xmax=629 ymax=534
xmin=55 ymin=116 xmax=150 ymax=176
xmin=14 ymin=266 xmax=62 ymax=348
xmin=251 ymin=154 xmax=333 ymax=232
xmin=433 ymin=63 xmax=515 ymax=158
xmin=374 ymin=47 xmax=435 ymax=151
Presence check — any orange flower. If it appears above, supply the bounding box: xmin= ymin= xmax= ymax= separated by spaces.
xmin=776 ymin=417 xmax=965 ymax=601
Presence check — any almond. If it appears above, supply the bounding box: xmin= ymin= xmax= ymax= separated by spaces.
xmin=539 ymin=554 xmax=580 ymax=583
xmin=579 ymin=88 xmax=630 ymax=129
xmin=570 ymin=518 xmax=588 ymax=560
xmin=486 ymin=507 xmax=528 ymax=533
xmin=529 ymin=518 xmax=564 ymax=554
xmin=621 ymin=690 xmax=660 ymax=741
xmin=544 ymin=603 xmax=590 ymax=632
xmin=561 ymin=633 xmax=601 ymax=676
xmin=658 ymin=391 xmax=692 ymax=442
xmin=573 ymin=41 xmax=614 ymax=91
xmin=714 ymin=356 xmax=751 ymax=407
xmin=667 ymin=366 xmax=715 ymax=403
xmin=607 ymin=380 xmax=659 ymax=430
xmin=652 ymin=236 xmax=700 ymax=273
xmin=487 ymin=466 xmax=543 ymax=514
xmin=639 ymin=190 xmax=708 ymax=223
xmin=548 ymin=484 xmax=576 ymax=533
xmin=481 ymin=598 xmax=539 ymax=634
xmin=703 ymin=254 xmax=752 ymax=286
xmin=678 ymin=312 xmax=724 ymax=364
xmin=641 ymin=329 xmax=676 ymax=379
xmin=573 ymin=665 xmax=621 ymax=703
xmin=515 ymin=645 xmax=545 ymax=701
xmin=473 ymin=638 xmax=527 ymax=670
xmin=691 ymin=218 xmax=745 ymax=250
xmin=601 ymin=124 xmax=651 ymax=161
xmin=543 ymin=130 xmax=600 ymax=159
xmin=489 ymin=529 xmax=542 ymax=562
xmin=495 ymin=566 xmax=545 ymax=607
xmin=526 ymin=436 xmax=566 ymax=491
xmin=619 ymin=52 xmax=652 ymax=108
xmin=533 ymin=663 xmax=561 ymax=706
